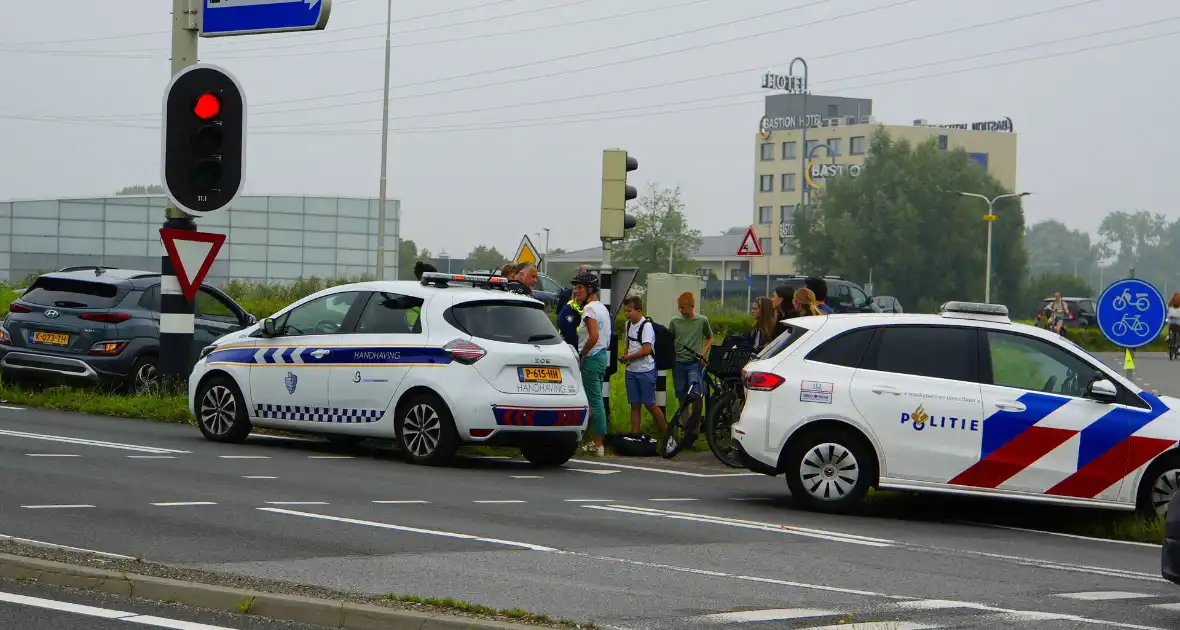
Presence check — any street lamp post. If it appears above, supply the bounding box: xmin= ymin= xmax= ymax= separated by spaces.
xmin=952 ymin=190 xmax=1032 ymax=304
xmin=542 ymin=228 xmax=550 ymax=275
xmin=789 ymin=57 xmax=810 ymax=216
xmin=374 ymin=0 xmax=393 ymax=280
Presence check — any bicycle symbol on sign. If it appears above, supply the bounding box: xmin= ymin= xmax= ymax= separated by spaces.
xmin=1112 ymin=288 xmax=1151 ymax=312
xmin=1112 ymin=314 xmax=1151 ymax=338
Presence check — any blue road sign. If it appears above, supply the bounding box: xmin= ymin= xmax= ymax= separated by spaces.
xmin=1096 ymin=277 xmax=1166 ymax=349
xmin=201 ymin=0 xmax=332 ymax=38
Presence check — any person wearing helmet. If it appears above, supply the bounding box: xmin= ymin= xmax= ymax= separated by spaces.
xmin=572 ymin=271 xmax=610 ymax=456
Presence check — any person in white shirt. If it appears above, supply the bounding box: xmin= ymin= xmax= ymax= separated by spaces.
xmin=573 ymin=272 xmax=611 ymax=456
xmin=1168 ymin=292 xmax=1180 ymax=348
xmin=619 ymin=296 xmax=668 ymax=437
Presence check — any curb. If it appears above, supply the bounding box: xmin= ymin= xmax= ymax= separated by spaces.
xmin=0 ymin=553 xmax=541 ymax=630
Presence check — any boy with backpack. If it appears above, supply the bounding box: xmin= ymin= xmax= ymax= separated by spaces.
xmin=620 ymin=296 xmax=668 ymax=436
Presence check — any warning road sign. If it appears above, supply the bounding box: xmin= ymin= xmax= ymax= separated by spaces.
xmin=736 ymin=226 xmax=763 ymax=256
xmin=514 ymin=235 xmax=540 ymax=265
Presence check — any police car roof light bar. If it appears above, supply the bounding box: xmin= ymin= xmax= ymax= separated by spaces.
xmin=940 ymin=301 xmax=1011 ymax=323
xmin=419 ymin=271 xmax=510 ymax=290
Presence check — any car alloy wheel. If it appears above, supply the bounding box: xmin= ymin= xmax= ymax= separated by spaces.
xmin=1150 ymin=468 xmax=1180 ymax=515
xmin=402 ymin=403 xmax=442 ymax=459
xmin=136 ymin=362 xmax=158 ymax=389
xmin=799 ymin=442 xmax=860 ymax=502
xmin=200 ymin=384 xmax=237 ymax=437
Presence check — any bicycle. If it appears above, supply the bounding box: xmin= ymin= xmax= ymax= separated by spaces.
xmin=1169 ymin=325 xmax=1180 ymax=361
xmin=702 ymin=344 xmax=756 ymax=468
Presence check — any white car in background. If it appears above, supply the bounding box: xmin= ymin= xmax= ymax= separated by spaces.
xmin=187 ymin=273 xmax=589 ymax=467
xmin=733 ymin=301 xmax=1180 ymax=515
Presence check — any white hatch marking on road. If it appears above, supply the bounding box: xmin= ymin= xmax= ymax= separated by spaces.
xmin=647 ymin=498 xmax=698 ymax=502
xmin=1149 ymin=603 xmax=1180 ymax=611
xmin=127 ymin=456 xmax=177 ymax=459
xmin=889 ymin=600 xmax=992 ymax=610
xmin=511 ymin=475 xmax=543 ymax=479
xmin=242 ymin=476 xmax=277 ymax=479
xmin=957 ymin=520 xmax=1160 ymax=548
xmin=0 ymin=429 xmax=188 ymax=454
xmin=728 ymin=497 xmax=774 ymax=501
xmin=884 ymin=599 xmax=1168 ymax=629
xmin=0 ymin=589 xmax=243 ymax=628
xmin=216 ymin=455 xmax=269 ymax=459
xmin=372 ymin=500 xmax=430 ymax=504
xmin=151 ymin=502 xmax=217 ymax=507
xmin=585 ymin=505 xmax=894 ymax=548
xmin=20 ymin=505 xmax=95 ymax=509
xmin=565 ymin=499 xmax=614 ymax=502
xmin=263 ymin=501 xmax=329 ymax=505
xmin=0 ymin=405 xmax=24 ymax=410
xmin=990 ymin=611 xmax=1071 ymax=622
xmin=0 ymin=533 xmax=135 ymax=560
xmin=258 ymin=507 xmax=559 ymax=551
xmin=696 ymin=608 xmax=839 ymax=623
xmin=569 ymin=458 xmax=761 ymax=477
xmin=568 ymin=469 xmax=620 ymax=475
xmin=474 ymin=500 xmax=526 ymax=504
xmin=308 ymin=455 xmax=354 ymax=459
xmin=805 ymin=623 xmax=940 ymax=630
xmin=1057 ymin=591 xmax=1154 ymax=600
xmin=24 ymin=453 xmax=79 ymax=457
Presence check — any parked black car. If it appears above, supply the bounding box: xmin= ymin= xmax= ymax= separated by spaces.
xmin=1034 ymin=296 xmax=1097 ymax=329
xmin=772 ymin=275 xmax=875 ymax=314
xmin=0 ymin=267 xmax=255 ymax=390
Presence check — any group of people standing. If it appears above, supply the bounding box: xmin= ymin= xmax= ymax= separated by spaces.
xmin=747 ymin=276 xmax=835 ymax=351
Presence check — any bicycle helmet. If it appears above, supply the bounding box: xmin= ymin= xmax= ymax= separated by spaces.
xmin=571 ymin=271 xmax=600 ymax=293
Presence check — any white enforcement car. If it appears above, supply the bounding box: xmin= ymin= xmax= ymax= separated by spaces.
xmin=187 ymin=272 xmax=589 ymax=467
xmin=733 ymin=301 xmax=1180 ymax=515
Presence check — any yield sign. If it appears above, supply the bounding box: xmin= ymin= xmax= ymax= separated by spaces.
xmin=159 ymin=228 xmax=226 ymax=301
xmin=736 ymin=225 xmax=763 ymax=256
xmin=514 ymin=234 xmax=540 ymax=265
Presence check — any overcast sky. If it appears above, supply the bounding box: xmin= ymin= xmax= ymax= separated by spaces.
xmin=0 ymin=0 xmax=1173 ymax=257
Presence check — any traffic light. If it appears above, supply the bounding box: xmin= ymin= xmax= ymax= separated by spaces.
xmin=600 ymin=148 xmax=638 ymax=241
xmin=161 ymin=63 xmax=246 ymax=216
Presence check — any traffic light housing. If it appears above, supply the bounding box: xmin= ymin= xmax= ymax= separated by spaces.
xmin=600 ymin=149 xmax=638 ymax=241
xmin=161 ymin=63 xmax=246 ymax=216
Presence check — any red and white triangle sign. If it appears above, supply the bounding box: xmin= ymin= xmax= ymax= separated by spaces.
xmin=736 ymin=225 xmax=763 ymax=256
xmin=159 ymin=228 xmax=226 ymax=301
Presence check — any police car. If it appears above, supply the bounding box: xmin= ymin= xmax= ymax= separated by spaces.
xmin=187 ymin=272 xmax=589 ymax=467
xmin=733 ymin=301 xmax=1180 ymax=515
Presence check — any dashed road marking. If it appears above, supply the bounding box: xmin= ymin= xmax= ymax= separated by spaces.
xmin=696 ymin=608 xmax=839 ymax=623
xmin=20 ymin=504 xmax=95 ymax=509
xmin=24 ymin=453 xmax=79 ymax=457
xmin=648 ymin=498 xmax=698 ymax=502
xmin=264 ymin=501 xmax=329 ymax=506
xmin=151 ymin=502 xmax=217 ymax=507
xmin=243 ymin=475 xmax=277 ymax=479
xmin=372 ymin=500 xmax=431 ymax=504
xmin=217 ymin=455 xmax=269 ymax=459
xmin=474 ymin=500 xmax=526 ymax=504
xmin=0 ymin=533 xmax=135 ymax=560
xmin=728 ymin=497 xmax=774 ymax=501
xmin=511 ymin=475 xmax=543 ymax=479
xmin=564 ymin=499 xmax=613 ymax=502
xmin=127 ymin=455 xmax=177 ymax=459
xmin=0 ymin=405 xmax=24 ymax=411
xmin=1057 ymin=592 xmax=1155 ymax=600
xmin=0 ymin=429 xmax=188 ymax=454
xmin=309 ymin=455 xmax=354 ymax=459
xmin=1149 ymin=603 xmax=1180 ymax=611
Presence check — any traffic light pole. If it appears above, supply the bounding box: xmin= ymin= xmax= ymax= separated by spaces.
xmin=600 ymin=240 xmax=614 ymax=425
xmin=160 ymin=0 xmax=200 ymax=389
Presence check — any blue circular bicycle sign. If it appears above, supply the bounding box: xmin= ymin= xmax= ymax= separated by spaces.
xmin=1096 ymin=278 xmax=1166 ymax=349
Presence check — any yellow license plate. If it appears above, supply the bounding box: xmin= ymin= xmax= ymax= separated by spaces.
xmin=31 ymin=331 xmax=70 ymax=346
xmin=518 ymin=367 xmax=561 ymax=383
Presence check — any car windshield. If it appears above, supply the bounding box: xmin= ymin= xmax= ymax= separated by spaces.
xmin=21 ymin=277 xmax=121 ymax=308
xmin=447 ymin=299 xmax=561 ymax=345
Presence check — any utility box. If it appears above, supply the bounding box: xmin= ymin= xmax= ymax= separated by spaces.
xmin=646 ymin=273 xmax=701 ymax=324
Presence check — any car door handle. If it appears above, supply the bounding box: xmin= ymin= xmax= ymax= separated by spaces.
xmin=311 ymin=349 xmax=331 ymax=358
xmin=995 ymin=401 xmax=1026 ymax=412
xmin=871 ymin=385 xmax=901 ymax=395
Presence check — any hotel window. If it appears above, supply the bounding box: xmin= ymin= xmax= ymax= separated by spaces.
xmin=781 ymin=173 xmax=796 ymax=191
xmin=827 ymin=138 xmax=842 ymax=156
xmin=780 ymin=204 xmax=796 ymax=224
xmin=938 ymin=135 xmax=949 ymax=150
xmin=758 ymin=206 xmax=773 ymax=224
xmin=804 ymin=139 xmax=819 ymax=157
xmin=760 ymin=174 xmax=773 ymax=192
xmin=760 ymin=143 xmax=774 ymax=161
xmin=850 ymin=136 xmax=867 ymax=155
xmin=781 ymin=141 xmax=797 ymax=159
xmin=780 ymin=237 xmax=794 ymax=256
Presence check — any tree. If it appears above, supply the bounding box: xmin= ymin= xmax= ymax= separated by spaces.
xmin=116 ymin=184 xmax=164 ymax=195
xmin=615 ymin=184 xmax=702 ymax=283
xmin=1024 ymin=220 xmax=1099 ymax=279
xmin=1098 ymin=210 xmax=1168 ymax=263
xmin=466 ymin=245 xmax=507 ymax=271
xmin=397 ymin=238 xmax=418 ymax=280
xmin=793 ymin=128 xmax=1028 ymax=312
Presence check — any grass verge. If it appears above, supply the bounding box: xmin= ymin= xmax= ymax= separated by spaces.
xmin=382 ymin=593 xmax=595 ymax=629
xmin=0 ymin=382 xmax=192 ymax=423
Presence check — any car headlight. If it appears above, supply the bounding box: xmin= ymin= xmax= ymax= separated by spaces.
xmin=198 ymin=345 xmax=216 ymax=361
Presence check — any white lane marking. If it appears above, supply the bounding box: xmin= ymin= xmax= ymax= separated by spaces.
xmin=992 ymin=611 xmax=1071 ymax=622
xmin=258 ymin=507 xmax=558 ymax=551
xmin=308 ymin=455 xmax=354 ymax=459
xmin=648 ymin=498 xmax=698 ymax=502
xmin=0 ymin=533 xmax=135 ymax=560
xmin=0 ymin=405 xmax=24 ymax=410
xmin=242 ymin=476 xmax=277 ymax=479
xmin=511 ymin=475 xmax=543 ymax=479
xmin=586 ymin=504 xmax=894 ymax=548
xmin=891 ymin=600 xmax=990 ymax=610
xmin=883 ymin=599 xmax=1167 ymax=629
xmin=127 ymin=456 xmax=177 ymax=459
xmin=25 ymin=453 xmax=79 ymax=457
xmin=0 ymin=589 xmax=241 ymax=628
xmin=697 ymin=608 xmax=839 ymax=623
xmin=372 ymin=500 xmax=430 ymax=504
xmin=565 ymin=499 xmax=613 ymax=502
xmin=940 ymin=547 xmax=1168 ymax=583
xmin=0 ymin=429 xmax=188 ymax=454
xmin=20 ymin=504 xmax=96 ymax=509
xmin=151 ymin=502 xmax=217 ymax=507
xmin=217 ymin=455 xmax=269 ymax=459
xmin=728 ymin=497 xmax=774 ymax=501
xmin=1058 ymin=591 xmax=1155 ymax=600
xmin=569 ymin=458 xmax=760 ymax=477
xmin=1149 ymin=603 xmax=1180 ymax=611
xmin=806 ymin=623 xmax=939 ymax=630
xmin=568 ymin=469 xmax=620 ymax=475
xmin=957 ymin=520 xmax=1159 ymax=548
xmin=263 ymin=501 xmax=329 ymax=505
xmin=474 ymin=500 xmax=526 ymax=504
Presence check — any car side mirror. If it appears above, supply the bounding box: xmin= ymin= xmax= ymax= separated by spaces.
xmin=261 ymin=317 xmax=279 ymax=337
xmin=1086 ymin=378 xmax=1118 ymax=403
xmin=245 ymin=313 xmax=258 ymax=325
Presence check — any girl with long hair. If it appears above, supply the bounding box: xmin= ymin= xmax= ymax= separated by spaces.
xmin=750 ymin=297 xmax=778 ymax=350
xmin=793 ymin=287 xmax=823 ymax=316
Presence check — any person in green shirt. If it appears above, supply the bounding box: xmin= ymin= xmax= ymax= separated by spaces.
xmin=668 ymin=291 xmax=713 ymax=403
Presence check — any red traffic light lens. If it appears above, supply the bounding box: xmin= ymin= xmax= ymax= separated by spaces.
xmin=193 ymin=93 xmax=220 ymax=119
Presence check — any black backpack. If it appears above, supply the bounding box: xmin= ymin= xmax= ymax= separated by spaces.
xmin=630 ymin=318 xmax=675 ymax=371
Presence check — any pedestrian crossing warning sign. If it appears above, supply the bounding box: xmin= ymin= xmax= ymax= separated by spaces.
xmin=736 ymin=225 xmax=763 ymax=256
xmin=514 ymin=235 xmax=540 ymax=265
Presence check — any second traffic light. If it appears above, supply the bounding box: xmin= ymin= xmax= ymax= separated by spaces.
xmin=161 ymin=63 xmax=247 ymax=216
xmin=600 ymin=148 xmax=637 ymax=241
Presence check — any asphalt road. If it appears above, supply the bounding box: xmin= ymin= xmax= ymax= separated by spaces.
xmin=2 ymin=407 xmax=1180 ymax=630
xmin=0 ymin=576 xmax=324 ymax=630
xmin=1095 ymin=351 xmax=1180 ymax=397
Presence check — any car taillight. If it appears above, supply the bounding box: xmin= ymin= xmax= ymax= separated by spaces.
xmin=88 ymin=340 xmax=129 ymax=356
xmin=79 ymin=312 xmax=132 ymax=324
xmin=8 ymin=303 xmax=30 ymax=313
xmin=743 ymin=370 xmax=785 ymax=391
xmin=1068 ymin=311 xmax=1075 ymax=320
xmin=443 ymin=339 xmax=486 ymax=364
xmin=0 ymin=327 xmax=9 ymax=346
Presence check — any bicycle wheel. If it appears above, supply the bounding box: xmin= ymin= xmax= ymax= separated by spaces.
xmin=704 ymin=389 xmax=745 ymax=468
xmin=662 ymin=395 xmax=702 ymax=459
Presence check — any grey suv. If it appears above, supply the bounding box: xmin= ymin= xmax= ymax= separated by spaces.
xmin=0 ymin=267 xmax=254 ymax=390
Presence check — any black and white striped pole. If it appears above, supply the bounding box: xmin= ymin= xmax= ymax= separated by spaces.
xmin=600 ymin=243 xmax=614 ymax=417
